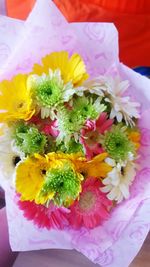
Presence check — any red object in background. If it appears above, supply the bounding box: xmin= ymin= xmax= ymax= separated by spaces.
xmin=6 ymin=0 xmax=150 ymax=68
xmin=54 ymin=0 xmax=150 ymax=68
xmin=6 ymin=0 xmax=35 ymax=20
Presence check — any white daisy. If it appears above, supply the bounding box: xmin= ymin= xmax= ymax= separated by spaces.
xmin=75 ymin=79 xmax=106 ymax=97
xmin=79 ymin=76 xmax=140 ymax=126
xmin=101 ymin=157 xmax=137 ymax=203
xmin=0 ymin=125 xmax=24 ymax=184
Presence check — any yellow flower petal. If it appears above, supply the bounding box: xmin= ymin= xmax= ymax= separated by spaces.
xmin=82 ymin=153 xmax=112 ymax=178
xmin=85 ymin=162 xmax=112 ymax=178
xmin=0 ymin=74 xmax=35 ymax=123
xmin=16 ymin=152 xmax=85 ymax=205
xmin=128 ymin=131 xmax=141 ymax=150
xmin=32 ymin=51 xmax=89 ymax=86
xmin=16 ymin=155 xmax=50 ymax=201
xmin=0 ymin=124 xmax=4 ymax=136
xmin=35 ymin=191 xmax=55 ymax=205
xmin=47 ymin=152 xmax=86 ymax=173
xmin=88 ymin=153 xmax=108 ymax=163
xmin=46 ymin=152 xmax=111 ymax=178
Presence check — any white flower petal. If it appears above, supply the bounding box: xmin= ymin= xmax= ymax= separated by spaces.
xmin=116 ymin=193 xmax=124 ymax=203
xmin=102 ymin=159 xmax=137 ymax=202
xmin=119 ymin=184 xmax=130 ymax=199
xmin=107 ymin=187 xmax=119 ymax=201
xmin=110 ymin=109 xmax=116 ymax=119
xmin=105 ymin=157 xmax=116 ymax=167
xmin=116 ymin=112 xmax=123 ymax=122
xmin=0 ymin=127 xmax=23 ymax=186
xmin=101 ymin=185 xmax=112 ymax=193
xmin=87 ymin=75 xmax=140 ymax=126
xmin=102 ymin=177 xmax=111 ymax=185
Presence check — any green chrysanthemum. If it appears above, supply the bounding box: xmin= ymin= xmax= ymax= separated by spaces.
xmin=39 ymin=161 xmax=82 ymax=206
xmin=103 ymin=126 xmax=134 ymax=161
xmin=73 ymin=96 xmax=106 ymax=121
xmin=57 ymin=138 xmax=84 ymax=154
xmin=56 ymin=107 xmax=84 ymax=144
xmin=13 ymin=122 xmax=47 ymax=155
xmin=27 ymin=69 xmax=74 ymax=119
xmin=56 ymin=96 xmax=106 ymax=144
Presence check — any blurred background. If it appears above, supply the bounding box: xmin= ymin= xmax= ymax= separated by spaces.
xmin=0 ymin=0 xmax=149 ymax=75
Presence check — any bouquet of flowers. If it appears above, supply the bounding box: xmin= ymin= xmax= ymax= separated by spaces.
xmin=0 ymin=50 xmax=141 ymax=230
xmin=0 ymin=1 xmax=150 ymax=267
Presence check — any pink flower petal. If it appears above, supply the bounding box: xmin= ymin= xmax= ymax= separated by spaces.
xmin=68 ymin=178 xmax=112 ymax=229
xmin=18 ymin=199 xmax=69 ymax=230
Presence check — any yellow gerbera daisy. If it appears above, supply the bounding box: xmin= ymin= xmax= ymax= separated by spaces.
xmin=16 ymin=154 xmax=50 ymax=202
xmin=82 ymin=153 xmax=112 ymax=178
xmin=47 ymin=152 xmax=87 ymax=174
xmin=16 ymin=152 xmax=85 ymax=206
xmin=128 ymin=131 xmax=141 ymax=150
xmin=0 ymin=74 xmax=35 ymax=123
xmin=32 ymin=51 xmax=89 ymax=86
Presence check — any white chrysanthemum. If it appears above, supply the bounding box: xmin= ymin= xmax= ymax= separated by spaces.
xmin=0 ymin=125 xmax=24 ymax=185
xmin=27 ymin=69 xmax=75 ymax=119
xmin=101 ymin=157 xmax=137 ymax=203
xmin=79 ymin=76 xmax=140 ymax=126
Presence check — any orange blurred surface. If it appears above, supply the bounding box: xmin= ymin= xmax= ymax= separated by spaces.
xmin=6 ymin=0 xmax=36 ymax=20
xmin=81 ymin=0 xmax=150 ymax=14
xmin=54 ymin=0 xmax=150 ymax=68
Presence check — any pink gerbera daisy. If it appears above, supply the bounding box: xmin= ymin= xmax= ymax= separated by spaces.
xmin=18 ymin=199 xmax=69 ymax=230
xmin=68 ymin=178 xmax=112 ymax=229
xmin=42 ymin=120 xmax=58 ymax=137
xmin=81 ymin=112 xmax=113 ymax=159
xmin=28 ymin=115 xmax=59 ymax=137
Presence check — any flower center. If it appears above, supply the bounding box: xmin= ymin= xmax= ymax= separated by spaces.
xmin=18 ymin=102 xmax=24 ymax=108
xmin=16 ymin=102 xmax=25 ymax=110
xmin=43 ymin=85 xmax=53 ymax=96
xmin=36 ymin=77 xmax=63 ymax=108
xmin=121 ymin=166 xmax=125 ymax=175
xmin=41 ymin=169 xmax=46 ymax=175
xmin=85 ymin=130 xmax=100 ymax=146
xmin=79 ymin=191 xmax=96 ymax=211
xmin=13 ymin=156 xmax=21 ymax=166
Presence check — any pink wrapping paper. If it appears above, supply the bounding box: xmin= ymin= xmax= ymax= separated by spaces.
xmin=0 ymin=1 xmax=150 ymax=266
